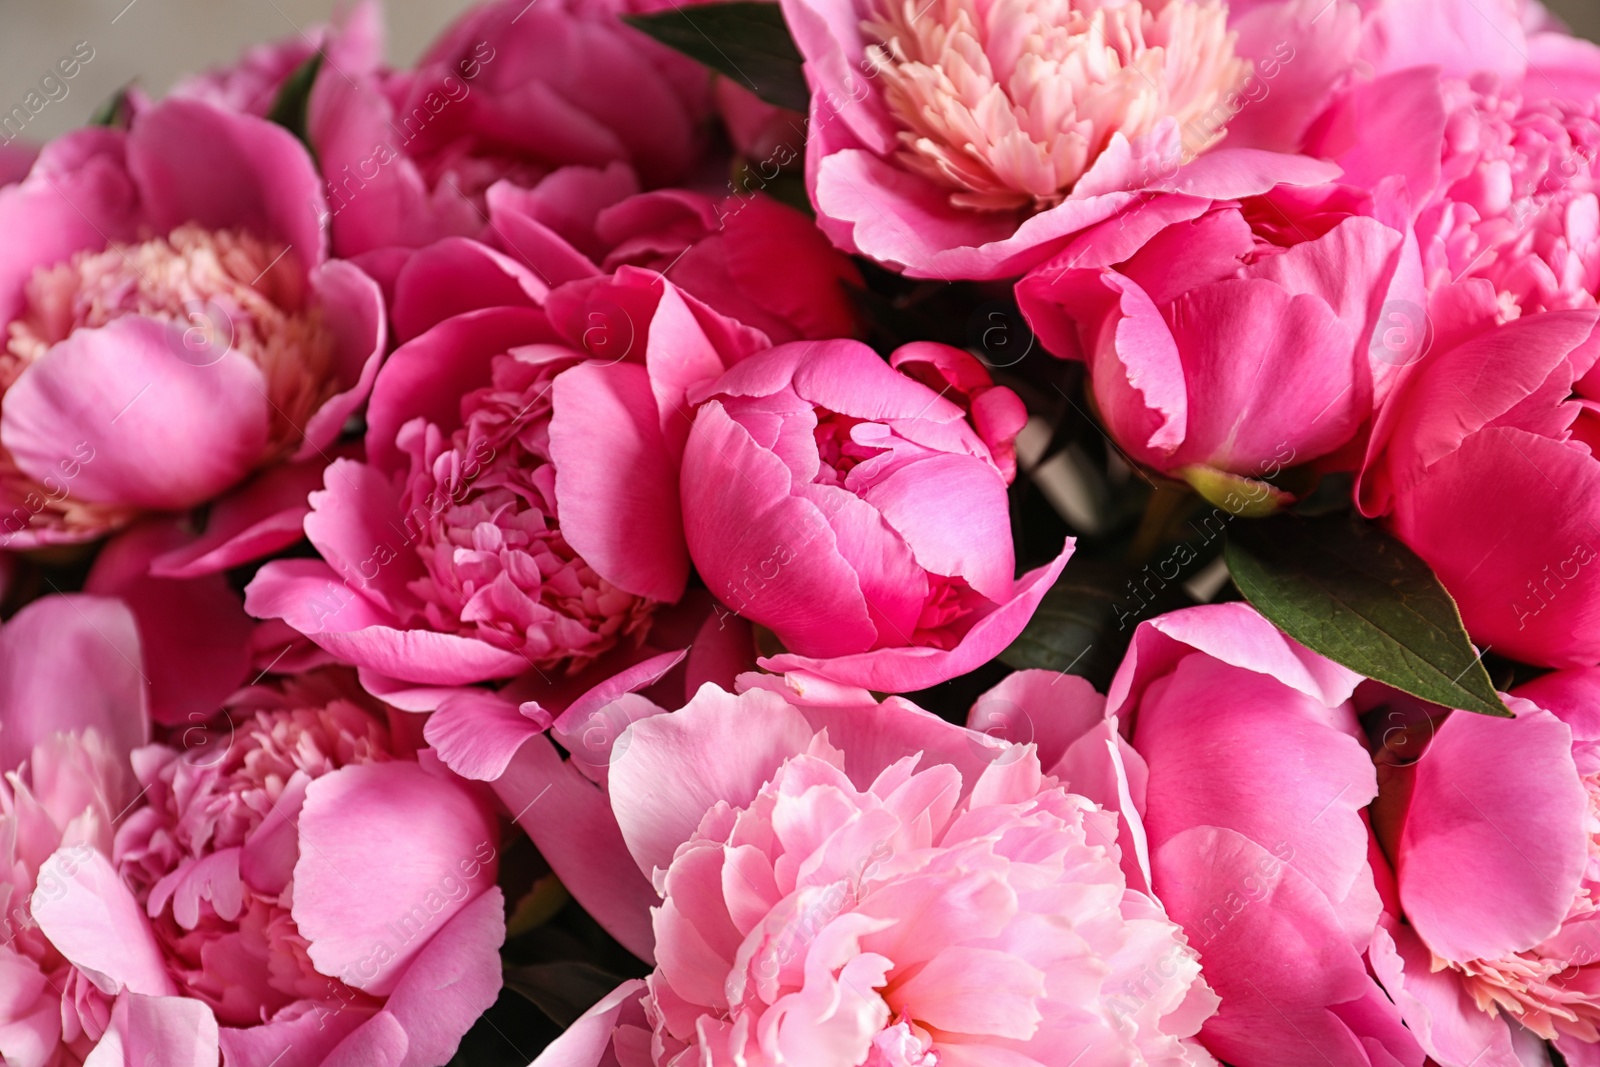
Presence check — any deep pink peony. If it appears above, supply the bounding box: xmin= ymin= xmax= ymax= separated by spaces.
xmin=384 ymin=164 xmax=865 ymax=346
xmin=1358 ymin=295 xmax=1600 ymax=667
xmin=165 ymin=1 xmax=381 ymax=118
xmin=1017 ymin=185 xmax=1419 ymax=501
xmin=1085 ymin=604 xmax=1424 ymax=1067
xmin=778 ymin=0 xmax=1340 ymax=279
xmin=0 ymin=97 xmax=384 ymax=563
xmin=309 ymin=0 xmax=712 ymax=259
xmin=679 ymin=338 xmax=1069 ymax=692
xmin=1363 ymin=669 xmax=1600 ymax=1067
xmin=527 ymin=681 xmax=1221 ymax=1066
xmin=1307 ymin=40 xmax=1600 ymax=320
xmin=245 ymin=264 xmax=767 ymax=687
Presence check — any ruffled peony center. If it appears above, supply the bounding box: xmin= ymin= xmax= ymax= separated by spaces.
xmin=638 ymin=737 xmax=1214 ymax=1065
xmin=113 ymin=674 xmax=394 ymax=1026
xmin=861 ymin=0 xmax=1248 ymax=211
xmin=1421 ymin=75 xmax=1600 ymax=316
xmin=402 ymin=350 xmax=656 ymax=674
xmin=4 ymin=223 xmax=339 ymax=456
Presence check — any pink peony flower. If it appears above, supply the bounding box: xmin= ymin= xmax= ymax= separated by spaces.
xmin=245 ymin=265 xmax=767 ymax=687
xmin=1363 ymin=669 xmax=1600 ymax=1067
xmin=1079 ymin=604 xmax=1424 ymax=1067
xmin=0 ymin=594 xmax=147 ymax=1067
xmin=679 ymin=338 xmax=1069 ymax=693
xmin=389 ymin=164 xmax=865 ymax=346
xmin=0 ymin=97 xmax=384 ymax=564
xmin=779 ymin=0 xmax=1340 ymax=278
xmin=309 ymin=0 xmax=712 ymax=259
xmin=527 ymin=681 xmax=1220 ymax=1066
xmin=1301 ymin=11 xmax=1600 ymax=318
xmin=39 ymin=667 xmax=507 ymax=1067
xmin=1358 ymin=294 xmax=1600 ymax=667
xmin=165 ymin=1 xmax=382 ymax=118
xmin=1416 ymin=73 xmax=1600 ymax=317
xmin=1017 ymin=184 xmax=1419 ymax=501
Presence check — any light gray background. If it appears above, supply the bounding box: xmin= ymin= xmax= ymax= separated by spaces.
xmin=1 ymin=0 xmax=1596 ymax=144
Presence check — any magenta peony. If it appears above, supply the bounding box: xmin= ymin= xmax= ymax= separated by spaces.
xmin=679 ymin=338 xmax=1068 ymax=692
xmin=1358 ymin=299 xmax=1600 ymax=667
xmin=245 ymin=265 xmax=765 ymax=686
xmin=1364 ymin=668 xmax=1600 ymax=1067
xmin=1017 ymin=185 xmax=1418 ymax=501
xmin=0 ymin=97 xmax=383 ymax=565
xmin=385 ymin=164 xmax=865 ymax=346
xmin=527 ymin=681 xmax=1220 ymax=1066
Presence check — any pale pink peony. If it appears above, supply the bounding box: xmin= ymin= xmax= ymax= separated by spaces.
xmin=781 ymin=0 xmax=1339 ymax=278
xmin=0 ymin=97 xmax=384 ymax=562
xmin=863 ymin=0 xmax=1247 ymax=212
xmin=0 ymin=594 xmax=148 ymax=1067
xmin=527 ymin=683 xmax=1220 ymax=1067
xmin=28 ymin=666 xmax=505 ymax=1067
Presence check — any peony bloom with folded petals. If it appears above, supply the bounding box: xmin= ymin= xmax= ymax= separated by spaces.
xmin=1417 ymin=73 xmax=1600 ymax=317
xmin=1098 ymin=604 xmax=1425 ymax=1067
xmin=1017 ymin=185 xmax=1418 ymax=502
xmin=1358 ymin=298 xmax=1600 ymax=667
xmin=0 ymin=96 xmax=383 ymax=563
xmin=679 ymin=338 xmax=1070 ymax=693
xmin=398 ymin=162 xmax=865 ymax=346
xmin=309 ymin=0 xmax=712 ymax=258
xmin=1363 ymin=668 xmax=1600 ymax=1067
xmin=779 ymin=0 xmax=1341 ymax=278
xmin=246 ymin=266 xmax=767 ymax=687
xmin=528 ymin=682 xmax=1220 ymax=1067
xmin=71 ymin=668 xmax=506 ymax=1067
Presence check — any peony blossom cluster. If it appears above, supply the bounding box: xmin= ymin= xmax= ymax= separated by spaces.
xmin=4 ymin=0 xmax=1600 ymax=1065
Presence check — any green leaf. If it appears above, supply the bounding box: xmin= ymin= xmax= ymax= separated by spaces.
xmin=1225 ymin=514 xmax=1512 ymax=716
xmin=265 ymin=53 xmax=323 ymax=157
xmin=625 ymin=2 xmax=809 ymax=113
xmin=87 ymin=86 xmax=131 ymax=129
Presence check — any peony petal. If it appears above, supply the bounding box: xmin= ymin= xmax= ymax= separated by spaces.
xmin=550 ymin=361 xmax=689 ymax=602
xmin=1398 ymin=704 xmax=1587 ymax=962
xmin=425 ymin=689 xmax=548 ymax=783
xmin=495 ymin=735 xmax=658 ymax=962
xmin=1153 ymin=826 xmax=1418 ymax=1067
xmin=758 ymin=544 xmax=1072 ymax=693
xmin=609 ymin=685 xmax=814 ymax=878
xmin=128 ymin=98 xmax=326 ymax=271
xmin=85 ymin=520 xmax=254 ymax=728
xmin=1 ymin=316 xmax=270 ymax=509
xmin=526 ymin=980 xmax=645 ymax=1067
xmin=0 ymin=594 xmax=148 ymax=771
xmin=293 ymin=762 xmax=500 ymax=996
xmin=32 ymin=849 xmax=175 ymax=997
